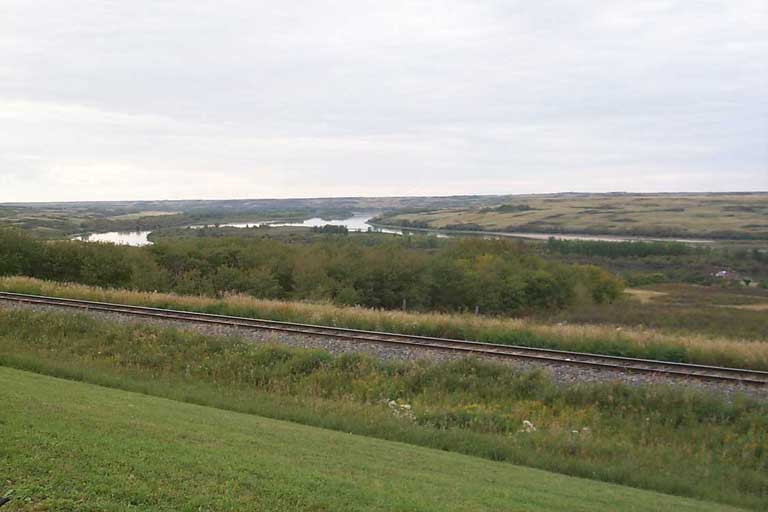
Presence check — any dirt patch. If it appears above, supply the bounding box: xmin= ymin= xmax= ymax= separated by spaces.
xmin=625 ymin=289 xmax=668 ymax=304
xmin=721 ymin=303 xmax=768 ymax=311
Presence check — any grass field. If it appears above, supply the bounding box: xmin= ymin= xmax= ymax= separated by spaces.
xmin=0 ymin=366 xmax=748 ymax=512
xmin=541 ymin=282 xmax=768 ymax=345
xmin=3 ymin=276 xmax=767 ymax=370
xmin=376 ymin=192 xmax=768 ymax=239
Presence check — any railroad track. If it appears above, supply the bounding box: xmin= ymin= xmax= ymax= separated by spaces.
xmin=1 ymin=291 xmax=767 ymax=387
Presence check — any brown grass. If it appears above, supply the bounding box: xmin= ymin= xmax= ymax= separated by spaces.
xmin=721 ymin=303 xmax=768 ymax=311
xmin=624 ymin=288 xmax=669 ymax=303
xmin=384 ymin=193 xmax=768 ymax=239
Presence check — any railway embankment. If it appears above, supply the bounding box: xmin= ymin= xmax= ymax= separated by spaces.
xmin=1 ymin=296 xmax=765 ymax=400
xmin=2 ymin=303 xmax=767 ymax=510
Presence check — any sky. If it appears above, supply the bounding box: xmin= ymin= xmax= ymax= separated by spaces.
xmin=1 ymin=0 xmax=767 ymax=202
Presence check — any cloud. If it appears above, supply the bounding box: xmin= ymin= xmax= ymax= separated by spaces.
xmin=0 ymin=0 xmax=766 ymax=201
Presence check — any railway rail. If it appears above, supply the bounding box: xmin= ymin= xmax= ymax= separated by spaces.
xmin=1 ymin=291 xmax=767 ymax=387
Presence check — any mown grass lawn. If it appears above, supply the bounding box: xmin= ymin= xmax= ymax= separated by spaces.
xmin=0 ymin=366 xmax=744 ymax=512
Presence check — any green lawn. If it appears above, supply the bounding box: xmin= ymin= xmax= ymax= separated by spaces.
xmin=0 ymin=367 xmax=742 ymax=512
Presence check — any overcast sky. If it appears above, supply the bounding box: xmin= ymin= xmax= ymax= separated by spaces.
xmin=2 ymin=1 xmax=767 ymax=202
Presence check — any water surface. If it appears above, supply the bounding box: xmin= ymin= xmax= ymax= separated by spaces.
xmin=73 ymin=215 xmax=713 ymax=247
xmin=73 ymin=231 xmax=153 ymax=246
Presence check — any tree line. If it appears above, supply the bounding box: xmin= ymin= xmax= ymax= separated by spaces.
xmin=0 ymin=229 xmax=623 ymax=315
xmin=545 ymin=238 xmax=696 ymax=258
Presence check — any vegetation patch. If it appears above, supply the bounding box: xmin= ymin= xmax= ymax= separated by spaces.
xmin=377 ymin=193 xmax=768 ymax=240
xmin=3 ymin=276 xmax=767 ymax=370
xmin=541 ymin=293 xmax=768 ymax=345
xmin=542 ymin=237 xmax=768 ymax=293
xmin=0 ymin=228 xmax=623 ymax=315
xmin=0 ymin=311 xmax=766 ymax=510
xmin=3 ymin=366 xmax=745 ymax=512
xmin=0 ymin=277 xmax=768 ymax=370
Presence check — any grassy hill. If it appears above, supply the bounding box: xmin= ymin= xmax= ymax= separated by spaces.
xmin=375 ymin=192 xmax=768 ymax=240
xmin=0 ymin=366 xmax=743 ymax=512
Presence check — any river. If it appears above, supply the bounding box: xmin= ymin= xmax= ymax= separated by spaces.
xmin=72 ymin=215 xmax=714 ymax=247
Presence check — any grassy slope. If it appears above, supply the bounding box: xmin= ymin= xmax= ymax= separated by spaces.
xmin=381 ymin=193 xmax=768 ymax=239
xmin=2 ymin=309 xmax=766 ymax=510
xmin=0 ymin=367 xmax=743 ymax=512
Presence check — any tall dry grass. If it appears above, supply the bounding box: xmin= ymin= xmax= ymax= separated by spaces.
xmin=2 ymin=276 xmax=767 ymax=370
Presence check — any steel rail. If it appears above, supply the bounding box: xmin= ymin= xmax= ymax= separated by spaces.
xmin=1 ymin=291 xmax=766 ymax=386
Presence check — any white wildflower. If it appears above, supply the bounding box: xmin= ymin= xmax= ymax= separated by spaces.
xmin=385 ymin=399 xmax=415 ymax=421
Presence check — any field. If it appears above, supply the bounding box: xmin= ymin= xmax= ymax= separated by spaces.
xmin=374 ymin=192 xmax=768 ymax=239
xmin=539 ymin=282 xmax=768 ymax=343
xmin=2 ymin=366 xmax=743 ymax=512
xmin=2 ymin=308 xmax=768 ymax=510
